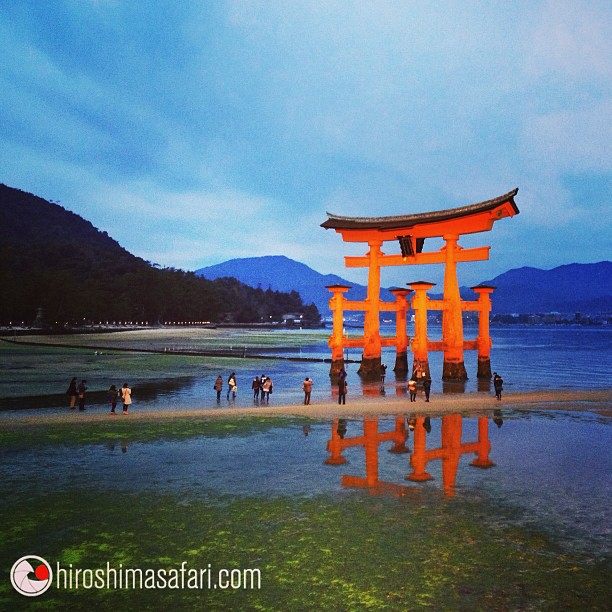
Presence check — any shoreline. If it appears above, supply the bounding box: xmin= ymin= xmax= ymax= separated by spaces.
xmin=2 ymin=389 xmax=610 ymax=427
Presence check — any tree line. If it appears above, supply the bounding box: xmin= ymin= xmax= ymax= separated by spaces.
xmin=0 ymin=184 xmax=320 ymax=326
xmin=0 ymin=259 xmax=320 ymax=326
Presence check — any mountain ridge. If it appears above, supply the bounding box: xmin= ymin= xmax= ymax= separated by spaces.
xmin=196 ymin=257 xmax=612 ymax=315
xmin=0 ymin=184 xmax=320 ymax=325
xmin=196 ymin=255 xmax=395 ymax=313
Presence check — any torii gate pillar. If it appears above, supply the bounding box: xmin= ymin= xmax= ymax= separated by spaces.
xmin=326 ymin=284 xmax=351 ymax=378
xmin=409 ymin=281 xmax=435 ymax=379
xmin=472 ymin=285 xmax=495 ymax=379
xmin=390 ymin=287 xmax=411 ymax=375
xmin=442 ymin=235 xmax=468 ymax=381
xmin=358 ymin=241 xmax=383 ymax=378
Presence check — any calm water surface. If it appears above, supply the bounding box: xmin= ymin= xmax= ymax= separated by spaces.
xmin=1 ymin=411 xmax=609 ymax=560
xmin=1 ymin=325 xmax=610 ymax=414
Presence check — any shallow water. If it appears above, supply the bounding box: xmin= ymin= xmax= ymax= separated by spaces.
xmin=2 ymin=410 xmax=609 ymax=560
xmin=1 ymin=324 xmax=611 ymax=415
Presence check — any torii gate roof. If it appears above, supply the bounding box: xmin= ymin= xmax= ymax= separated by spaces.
xmin=321 ymin=188 xmax=519 ymax=241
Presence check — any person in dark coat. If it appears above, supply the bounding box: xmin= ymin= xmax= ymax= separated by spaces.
xmin=214 ymin=375 xmax=223 ymax=402
xmin=107 ymin=384 xmax=119 ymax=414
xmin=77 ymin=379 xmax=88 ymax=411
xmin=423 ymin=377 xmax=432 ymax=402
xmin=338 ymin=377 xmax=347 ymax=405
xmin=252 ymin=376 xmax=261 ymax=400
xmin=67 ymin=377 xmax=78 ymax=409
xmin=493 ymin=372 xmax=504 ymax=400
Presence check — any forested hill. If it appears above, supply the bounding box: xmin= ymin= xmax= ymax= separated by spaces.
xmin=196 ymin=255 xmax=395 ymax=314
xmin=198 ymin=255 xmax=612 ymax=316
xmin=0 ymin=184 xmax=320 ymax=326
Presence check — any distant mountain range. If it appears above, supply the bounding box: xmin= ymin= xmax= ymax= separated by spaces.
xmin=2 ymin=181 xmax=608 ymax=323
xmin=196 ymin=256 xmax=612 ymax=315
xmin=196 ymin=256 xmax=393 ymax=315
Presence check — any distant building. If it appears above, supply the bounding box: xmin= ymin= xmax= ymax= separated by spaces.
xmin=282 ymin=313 xmax=303 ymax=326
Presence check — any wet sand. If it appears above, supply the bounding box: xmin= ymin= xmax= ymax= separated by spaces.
xmin=1 ymin=389 xmax=610 ymax=427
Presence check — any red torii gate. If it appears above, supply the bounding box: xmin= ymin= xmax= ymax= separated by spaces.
xmin=321 ymin=189 xmax=519 ymax=380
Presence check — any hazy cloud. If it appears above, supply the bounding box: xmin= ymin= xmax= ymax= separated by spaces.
xmin=0 ymin=1 xmax=609 ymax=289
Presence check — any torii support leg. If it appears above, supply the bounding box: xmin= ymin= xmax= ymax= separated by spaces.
xmin=326 ymin=285 xmax=351 ymax=378
xmin=358 ymin=241 xmax=383 ymax=380
xmin=325 ymin=418 xmax=347 ymax=465
xmin=388 ymin=416 xmax=410 ymax=453
xmin=442 ymin=235 xmax=468 ymax=381
xmin=441 ymin=414 xmax=462 ymax=497
xmin=409 ymin=282 xmax=434 ymax=380
xmin=390 ymin=288 xmax=411 ymax=375
xmin=472 ymin=286 xmax=494 ymax=379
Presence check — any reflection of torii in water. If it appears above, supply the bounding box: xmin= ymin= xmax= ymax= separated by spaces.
xmin=324 ymin=415 xmax=496 ymax=497
xmin=326 ymin=417 xmax=417 ymax=496
xmin=408 ymin=414 xmax=495 ymax=497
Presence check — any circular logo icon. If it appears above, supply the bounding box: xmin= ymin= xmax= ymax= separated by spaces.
xmin=10 ymin=555 xmax=53 ymax=597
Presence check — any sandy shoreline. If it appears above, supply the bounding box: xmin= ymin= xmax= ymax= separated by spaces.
xmin=1 ymin=389 xmax=610 ymax=427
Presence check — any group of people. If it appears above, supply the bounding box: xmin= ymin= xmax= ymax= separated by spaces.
xmin=213 ymin=373 xmax=316 ymax=405
xmin=252 ymin=374 xmax=274 ymax=402
xmin=68 ymin=368 xmax=504 ymax=414
xmin=66 ymin=377 xmax=132 ymax=414
xmin=107 ymin=383 xmax=132 ymax=414
xmin=213 ymin=373 xmax=276 ymax=403
xmin=211 ymin=367 xmax=502 ymax=408
xmin=407 ymin=376 xmax=432 ymax=402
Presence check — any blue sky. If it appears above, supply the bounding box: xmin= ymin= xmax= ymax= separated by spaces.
xmin=1 ymin=1 xmax=610 ymax=288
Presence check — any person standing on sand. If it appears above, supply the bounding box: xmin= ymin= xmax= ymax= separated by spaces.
xmin=107 ymin=384 xmax=119 ymax=414
xmin=252 ymin=376 xmax=261 ymax=400
xmin=261 ymin=376 xmax=273 ymax=402
xmin=77 ymin=379 xmax=88 ymax=411
xmin=338 ymin=377 xmax=347 ymax=405
xmin=408 ymin=378 xmax=417 ymax=402
xmin=121 ymin=382 xmax=132 ymax=414
xmin=380 ymin=363 xmax=387 ymax=384
xmin=227 ymin=372 xmax=236 ymax=400
xmin=67 ymin=377 xmax=78 ymax=409
xmin=493 ymin=372 xmax=504 ymax=401
xmin=423 ymin=377 xmax=432 ymax=402
xmin=214 ymin=375 xmax=223 ymax=402
xmin=303 ymin=377 xmax=313 ymax=405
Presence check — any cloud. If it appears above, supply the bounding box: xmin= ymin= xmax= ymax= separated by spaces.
xmin=521 ymin=99 xmax=612 ymax=174
xmin=0 ymin=0 xmax=610 ymax=285
xmin=524 ymin=1 xmax=612 ymax=80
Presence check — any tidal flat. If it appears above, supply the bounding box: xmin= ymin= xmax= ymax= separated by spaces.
xmin=1 ymin=411 xmax=610 ymax=610
xmin=1 ymin=328 xmax=610 ymax=609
